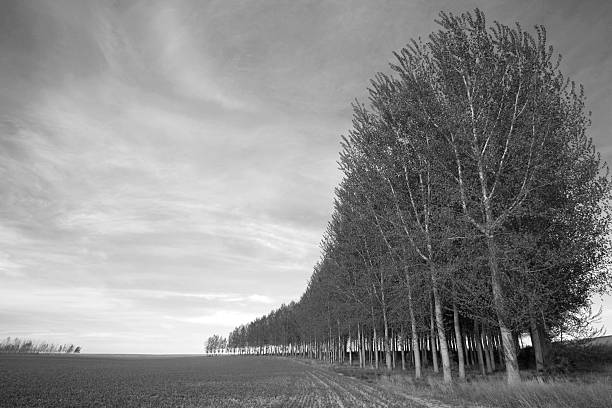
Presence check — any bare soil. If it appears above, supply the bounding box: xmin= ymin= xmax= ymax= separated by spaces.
xmin=0 ymin=354 xmax=454 ymax=407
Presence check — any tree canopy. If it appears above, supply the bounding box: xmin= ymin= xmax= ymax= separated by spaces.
xmin=227 ymin=9 xmax=611 ymax=384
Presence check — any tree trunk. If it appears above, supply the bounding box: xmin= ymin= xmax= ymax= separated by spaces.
xmin=482 ymin=327 xmax=493 ymax=373
xmin=410 ymin=330 xmax=421 ymax=378
xmin=421 ymin=337 xmax=428 ymax=368
xmin=465 ymin=335 xmax=472 ymax=366
xmin=348 ymin=328 xmax=353 ymax=367
xmin=538 ymin=320 xmax=551 ymax=368
xmin=357 ymin=323 xmax=363 ymax=368
xmin=338 ymin=321 xmax=343 ymax=364
xmin=406 ymin=272 xmax=422 ymax=378
xmin=474 ymin=319 xmax=486 ymax=375
xmin=453 ymin=302 xmax=466 ymax=379
xmin=430 ymin=299 xmax=439 ymax=373
xmin=401 ymin=333 xmax=406 ymax=371
xmin=486 ymin=328 xmax=496 ymax=372
xmin=373 ymin=328 xmax=379 ymax=369
xmin=486 ymin=235 xmax=520 ymax=384
xmin=391 ymin=330 xmax=396 ymax=370
xmin=529 ymin=315 xmax=544 ymax=374
xmin=432 ymin=280 xmax=452 ymax=383
xmin=382 ymin=308 xmax=392 ymax=371
xmin=369 ymin=333 xmax=373 ymax=368
xmin=499 ymin=332 xmax=508 ymax=370
xmin=358 ymin=325 xmax=362 ymax=367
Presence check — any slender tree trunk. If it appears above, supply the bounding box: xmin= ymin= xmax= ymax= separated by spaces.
xmin=486 ymin=235 xmax=520 ymax=383
xmin=368 ymin=333 xmax=372 ymax=368
xmin=486 ymin=328 xmax=496 ymax=372
xmin=430 ymin=299 xmax=439 ymax=373
xmin=411 ymin=329 xmax=421 ymax=379
xmin=468 ymin=335 xmax=475 ymax=366
xmin=365 ymin=328 xmax=369 ymax=367
xmin=373 ymin=328 xmax=379 ymax=369
xmin=358 ymin=323 xmax=365 ymax=368
xmin=453 ymin=302 xmax=466 ymax=379
xmin=401 ymin=332 xmax=406 ymax=371
xmin=482 ymin=328 xmax=493 ymax=373
xmin=464 ymin=335 xmax=472 ymax=366
xmin=474 ymin=320 xmax=486 ymax=375
xmin=499 ymin=332 xmax=508 ymax=370
xmin=537 ymin=320 xmax=550 ymax=369
xmin=337 ymin=321 xmax=342 ymax=364
xmin=406 ymin=271 xmax=422 ymax=378
xmin=370 ymin=303 xmax=379 ymax=370
xmin=421 ymin=337 xmax=428 ymax=368
xmin=348 ymin=327 xmax=353 ymax=367
xmin=432 ymin=278 xmax=452 ymax=383
xmin=391 ymin=330 xmax=396 ymax=370
xmin=356 ymin=324 xmax=361 ymax=368
xmin=383 ymin=309 xmax=392 ymax=371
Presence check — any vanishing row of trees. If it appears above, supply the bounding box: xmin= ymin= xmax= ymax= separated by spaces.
xmin=204 ymin=334 xmax=228 ymax=354
xmin=229 ymin=10 xmax=611 ymax=384
xmin=0 ymin=337 xmax=81 ymax=354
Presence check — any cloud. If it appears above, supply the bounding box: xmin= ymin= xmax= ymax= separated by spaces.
xmin=0 ymin=252 xmax=24 ymax=278
xmin=167 ymin=310 xmax=263 ymax=328
xmin=150 ymin=7 xmax=253 ymax=112
xmin=121 ymin=289 xmax=275 ymax=304
xmin=0 ymin=0 xmax=610 ymax=354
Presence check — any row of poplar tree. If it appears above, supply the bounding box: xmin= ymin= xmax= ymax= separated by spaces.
xmin=0 ymin=337 xmax=81 ymax=354
xmin=204 ymin=334 xmax=227 ymax=354
xmin=228 ymin=10 xmax=611 ymax=384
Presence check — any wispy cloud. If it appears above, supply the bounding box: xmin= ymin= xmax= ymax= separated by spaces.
xmin=0 ymin=252 xmax=24 ymax=278
xmin=1 ymin=0 xmax=610 ymax=353
xmin=122 ymin=289 xmax=275 ymax=304
xmin=166 ymin=310 xmax=263 ymax=328
xmin=149 ymin=5 xmax=256 ymax=112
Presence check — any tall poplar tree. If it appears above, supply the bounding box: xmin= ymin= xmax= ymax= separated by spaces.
xmin=386 ymin=9 xmax=610 ymax=383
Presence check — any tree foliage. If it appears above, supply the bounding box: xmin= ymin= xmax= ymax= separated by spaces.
xmin=226 ymin=9 xmax=611 ymax=384
xmin=204 ymin=334 xmax=227 ymax=354
xmin=0 ymin=337 xmax=81 ymax=354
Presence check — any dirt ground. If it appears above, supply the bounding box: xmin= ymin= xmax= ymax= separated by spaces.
xmin=0 ymin=354 xmax=456 ymax=407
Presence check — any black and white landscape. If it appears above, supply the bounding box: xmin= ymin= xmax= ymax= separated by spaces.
xmin=1 ymin=1 xmax=612 ymax=407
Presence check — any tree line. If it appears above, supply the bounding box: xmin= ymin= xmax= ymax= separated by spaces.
xmin=0 ymin=337 xmax=81 ymax=354
xmin=204 ymin=334 xmax=227 ymax=354
xmin=227 ymin=9 xmax=611 ymax=384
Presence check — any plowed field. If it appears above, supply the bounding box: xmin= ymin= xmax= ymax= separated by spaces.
xmin=0 ymin=354 xmax=453 ymax=407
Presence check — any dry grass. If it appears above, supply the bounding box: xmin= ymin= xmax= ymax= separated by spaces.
xmin=375 ymin=367 xmax=612 ymax=408
xmin=441 ymin=377 xmax=612 ymax=408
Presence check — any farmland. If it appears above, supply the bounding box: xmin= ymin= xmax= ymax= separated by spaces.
xmin=0 ymin=354 xmax=447 ymax=407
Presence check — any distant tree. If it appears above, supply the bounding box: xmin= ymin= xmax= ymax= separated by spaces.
xmin=205 ymin=334 xmax=227 ymax=354
xmin=0 ymin=337 xmax=82 ymax=354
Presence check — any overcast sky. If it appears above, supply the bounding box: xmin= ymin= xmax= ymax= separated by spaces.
xmin=1 ymin=0 xmax=611 ymax=353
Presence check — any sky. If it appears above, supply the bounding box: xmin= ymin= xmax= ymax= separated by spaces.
xmin=1 ymin=0 xmax=611 ymax=354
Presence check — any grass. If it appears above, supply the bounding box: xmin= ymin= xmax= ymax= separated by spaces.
xmin=443 ymin=378 xmax=612 ymax=408
xmin=369 ymin=365 xmax=612 ymax=408
xmin=329 ymin=341 xmax=612 ymax=407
